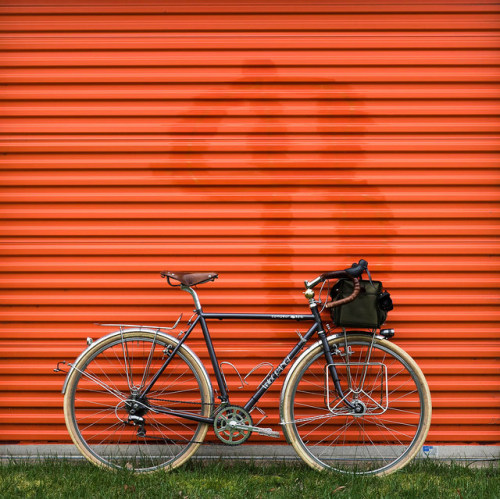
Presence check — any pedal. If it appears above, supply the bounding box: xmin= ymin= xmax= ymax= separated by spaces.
xmin=232 ymin=423 xmax=281 ymax=439
xmin=253 ymin=426 xmax=281 ymax=439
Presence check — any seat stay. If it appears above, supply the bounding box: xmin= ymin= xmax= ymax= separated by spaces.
xmin=140 ymin=314 xmax=201 ymax=397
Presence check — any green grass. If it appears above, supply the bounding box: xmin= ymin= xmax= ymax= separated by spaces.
xmin=0 ymin=459 xmax=498 ymax=499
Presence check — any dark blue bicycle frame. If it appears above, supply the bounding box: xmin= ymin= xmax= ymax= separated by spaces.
xmin=141 ymin=295 xmax=347 ymax=425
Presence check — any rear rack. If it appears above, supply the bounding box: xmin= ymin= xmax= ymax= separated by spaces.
xmin=97 ymin=314 xmax=183 ymax=332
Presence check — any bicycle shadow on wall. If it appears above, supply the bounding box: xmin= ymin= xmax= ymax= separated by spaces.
xmin=149 ymin=59 xmax=397 ymax=400
xmin=149 ymin=59 xmax=396 ymax=299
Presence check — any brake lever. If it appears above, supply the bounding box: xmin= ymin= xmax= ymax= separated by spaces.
xmin=356 ymin=259 xmax=373 ymax=285
xmin=366 ymin=267 xmax=374 ymax=286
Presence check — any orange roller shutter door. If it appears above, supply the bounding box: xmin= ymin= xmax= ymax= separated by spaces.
xmin=0 ymin=0 xmax=499 ymax=450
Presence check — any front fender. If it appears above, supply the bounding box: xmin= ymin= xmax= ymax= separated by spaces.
xmin=61 ymin=328 xmax=209 ymax=395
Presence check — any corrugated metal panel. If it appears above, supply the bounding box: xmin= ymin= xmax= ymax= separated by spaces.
xmin=0 ymin=0 xmax=499 ymax=448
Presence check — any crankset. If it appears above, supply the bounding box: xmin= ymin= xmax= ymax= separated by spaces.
xmin=214 ymin=405 xmax=252 ymax=445
xmin=213 ymin=405 xmax=280 ymax=445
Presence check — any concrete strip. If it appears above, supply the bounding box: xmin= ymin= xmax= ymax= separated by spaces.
xmin=1 ymin=444 xmax=499 ymax=463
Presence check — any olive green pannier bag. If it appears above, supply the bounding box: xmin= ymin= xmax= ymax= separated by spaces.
xmin=329 ymin=279 xmax=393 ymax=329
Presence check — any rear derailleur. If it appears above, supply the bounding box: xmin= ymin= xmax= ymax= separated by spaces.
xmin=128 ymin=415 xmax=146 ymax=437
xmin=125 ymin=393 xmax=149 ymax=437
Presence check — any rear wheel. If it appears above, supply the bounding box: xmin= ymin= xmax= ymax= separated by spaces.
xmin=281 ymin=334 xmax=431 ymax=475
xmin=64 ymin=331 xmax=213 ymax=472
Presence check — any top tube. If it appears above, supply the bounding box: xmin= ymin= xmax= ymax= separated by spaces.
xmin=180 ymin=285 xmax=315 ymax=321
xmin=202 ymin=312 xmax=315 ymax=321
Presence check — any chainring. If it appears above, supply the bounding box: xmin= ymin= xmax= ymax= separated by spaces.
xmin=213 ymin=405 xmax=253 ymax=445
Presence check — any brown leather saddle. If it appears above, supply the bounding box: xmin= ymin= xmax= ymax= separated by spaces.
xmin=160 ymin=271 xmax=218 ymax=287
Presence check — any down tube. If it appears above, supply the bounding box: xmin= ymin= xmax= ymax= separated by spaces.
xmin=243 ymin=322 xmax=318 ymax=412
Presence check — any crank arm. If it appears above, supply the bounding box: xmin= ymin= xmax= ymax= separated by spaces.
xmin=232 ymin=423 xmax=280 ymax=438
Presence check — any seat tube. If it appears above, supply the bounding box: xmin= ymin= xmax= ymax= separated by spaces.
xmin=180 ymin=284 xmax=229 ymax=402
xmin=198 ymin=314 xmax=229 ymax=403
xmin=181 ymin=284 xmax=202 ymax=312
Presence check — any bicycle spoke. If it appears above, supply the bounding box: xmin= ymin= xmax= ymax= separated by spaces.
xmin=70 ymin=364 xmax=126 ymax=401
xmin=387 ymin=406 xmax=420 ymax=416
xmin=90 ymin=358 xmax=123 ymax=395
xmin=139 ymin=330 xmax=158 ymax=390
xmin=314 ymin=417 xmax=357 ymax=448
xmin=366 ymin=416 xmax=418 ymax=440
xmin=74 ymin=406 xmax=116 ymax=423
xmin=388 ymin=389 xmax=418 ymax=403
xmin=120 ymin=336 xmax=133 ymax=390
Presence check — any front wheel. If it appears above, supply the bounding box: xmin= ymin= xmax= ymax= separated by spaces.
xmin=64 ymin=330 xmax=213 ymax=472
xmin=281 ymin=334 xmax=431 ymax=476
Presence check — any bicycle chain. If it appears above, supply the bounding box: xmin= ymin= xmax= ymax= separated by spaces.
xmin=147 ymin=396 xmax=214 ymax=407
xmin=135 ymin=398 xmax=259 ymax=447
xmin=140 ymin=397 xmax=218 ymax=446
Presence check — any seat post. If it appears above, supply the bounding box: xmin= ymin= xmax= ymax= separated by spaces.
xmin=181 ymin=285 xmax=202 ymax=312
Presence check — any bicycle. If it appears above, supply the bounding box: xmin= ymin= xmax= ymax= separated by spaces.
xmin=59 ymin=259 xmax=431 ymax=476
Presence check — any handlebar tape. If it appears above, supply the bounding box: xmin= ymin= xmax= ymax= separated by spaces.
xmin=325 ymin=277 xmax=361 ymax=309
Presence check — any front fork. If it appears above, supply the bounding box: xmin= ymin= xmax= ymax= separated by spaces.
xmin=308 ymin=296 xmax=356 ymax=411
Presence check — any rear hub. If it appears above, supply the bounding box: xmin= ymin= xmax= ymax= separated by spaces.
xmin=125 ymin=392 xmax=149 ymax=418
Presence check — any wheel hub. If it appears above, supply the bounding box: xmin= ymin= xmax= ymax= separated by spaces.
xmin=351 ymin=400 xmax=366 ymax=417
xmin=125 ymin=393 xmax=149 ymax=418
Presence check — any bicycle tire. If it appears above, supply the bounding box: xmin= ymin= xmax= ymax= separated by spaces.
xmin=64 ymin=330 xmax=213 ymax=472
xmin=281 ymin=334 xmax=431 ymax=476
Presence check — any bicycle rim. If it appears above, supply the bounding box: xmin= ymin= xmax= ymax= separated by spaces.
xmin=282 ymin=335 xmax=431 ymax=475
xmin=64 ymin=331 xmax=212 ymax=472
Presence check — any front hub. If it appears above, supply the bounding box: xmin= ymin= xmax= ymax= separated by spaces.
xmin=352 ymin=400 xmax=366 ymax=417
